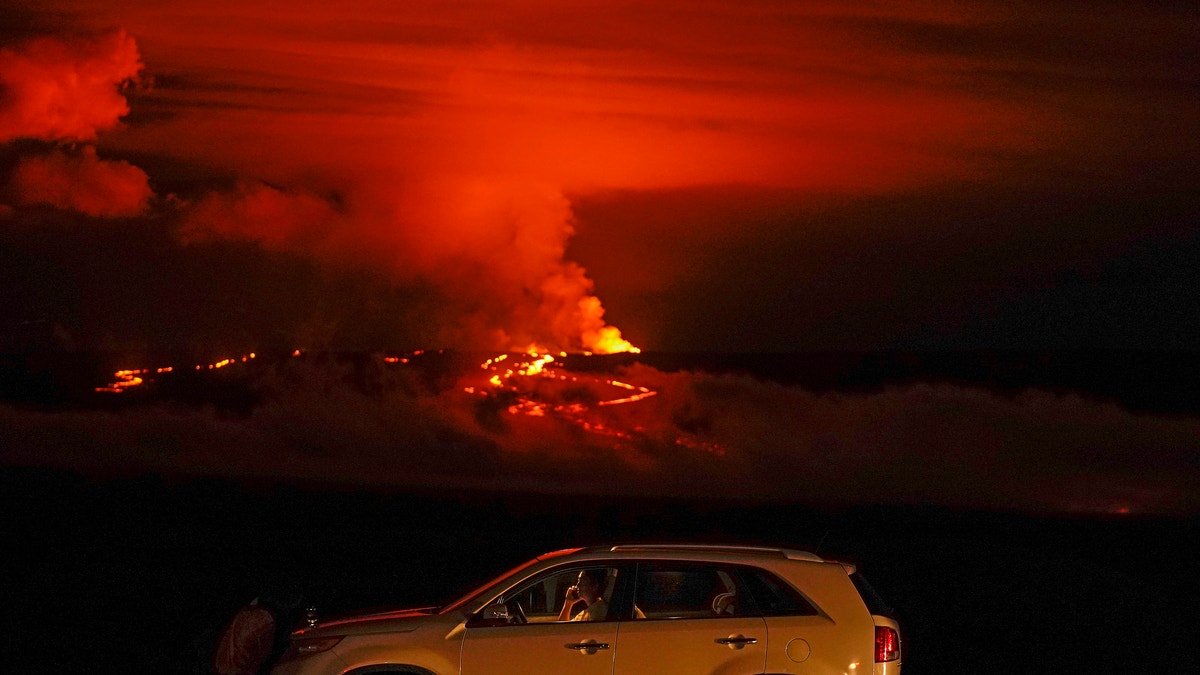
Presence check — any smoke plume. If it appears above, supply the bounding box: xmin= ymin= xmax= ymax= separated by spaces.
xmin=0 ymin=30 xmax=142 ymax=143
xmin=9 ymin=146 xmax=151 ymax=217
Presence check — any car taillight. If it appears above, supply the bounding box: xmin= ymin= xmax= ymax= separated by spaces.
xmin=875 ymin=626 xmax=900 ymax=662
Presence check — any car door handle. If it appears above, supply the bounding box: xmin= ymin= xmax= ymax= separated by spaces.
xmin=715 ymin=635 xmax=758 ymax=648
xmin=565 ymin=641 xmax=610 ymax=652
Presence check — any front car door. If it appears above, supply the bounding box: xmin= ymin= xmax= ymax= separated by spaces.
xmin=461 ymin=564 xmax=625 ymax=675
xmin=613 ymin=562 xmax=767 ymax=675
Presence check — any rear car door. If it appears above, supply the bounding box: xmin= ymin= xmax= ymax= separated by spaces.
xmin=613 ymin=562 xmax=766 ymax=675
xmin=741 ymin=563 xmax=877 ymax=674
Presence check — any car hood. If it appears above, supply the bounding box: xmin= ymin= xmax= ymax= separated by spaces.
xmin=298 ymin=606 xmax=445 ymax=637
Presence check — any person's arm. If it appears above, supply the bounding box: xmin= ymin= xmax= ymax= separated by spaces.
xmin=558 ymin=585 xmax=581 ymax=621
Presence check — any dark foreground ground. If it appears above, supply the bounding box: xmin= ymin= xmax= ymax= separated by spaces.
xmin=4 ymin=467 xmax=1194 ymax=675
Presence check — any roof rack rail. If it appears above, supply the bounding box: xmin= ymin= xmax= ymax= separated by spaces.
xmin=607 ymin=544 xmax=823 ymax=562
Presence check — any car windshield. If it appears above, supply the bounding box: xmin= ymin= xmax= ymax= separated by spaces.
xmin=437 ymin=556 xmax=544 ymax=615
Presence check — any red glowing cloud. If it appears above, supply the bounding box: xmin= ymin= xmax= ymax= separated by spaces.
xmin=14 ymin=2 xmax=1068 ymax=354
xmin=178 ymin=183 xmax=342 ymax=252
xmin=0 ymin=30 xmax=142 ymax=143
xmin=101 ymin=0 xmax=1041 ymax=352
xmin=174 ymin=179 xmax=636 ymax=352
xmin=91 ymin=1 xmax=1048 ymax=194
xmin=9 ymin=146 xmax=152 ymax=217
xmin=6 ymin=1 xmax=1198 ymax=352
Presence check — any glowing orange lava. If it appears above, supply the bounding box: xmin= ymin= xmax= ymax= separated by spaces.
xmin=96 ymin=347 xmax=719 ymax=457
xmin=94 ymin=367 xmax=169 ymax=393
xmin=468 ymin=351 xmax=721 ymax=455
xmin=586 ymin=326 xmax=641 ymax=356
xmin=96 ymin=353 xmax=256 ymax=393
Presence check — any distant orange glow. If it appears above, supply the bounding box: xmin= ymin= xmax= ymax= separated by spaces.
xmin=43 ymin=0 xmax=1072 ymax=354
xmin=466 ymin=351 xmax=711 ymax=453
xmin=382 ymin=350 xmax=435 ymax=364
xmin=597 ymin=379 xmax=657 ymax=406
xmin=97 ymin=354 xmax=256 ymax=393
xmin=94 ymin=368 xmax=146 ymax=393
xmin=95 ymin=347 xmax=704 ymax=453
xmin=5 ymin=1 xmax=1200 ymax=518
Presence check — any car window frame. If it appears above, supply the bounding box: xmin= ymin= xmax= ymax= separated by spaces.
xmin=732 ymin=563 xmax=823 ymax=618
xmin=626 ymin=560 xmax=758 ymax=622
xmin=465 ymin=561 xmax=634 ymax=627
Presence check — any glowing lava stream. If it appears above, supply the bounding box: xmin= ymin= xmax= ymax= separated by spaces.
xmin=95 ymin=353 xmax=259 ymax=392
xmin=464 ymin=351 xmax=658 ymax=447
xmin=467 ymin=352 xmax=724 ymax=455
xmin=94 ymin=367 xmax=173 ymax=393
xmin=470 ymin=352 xmax=657 ymax=408
xmin=96 ymin=348 xmax=722 ymax=455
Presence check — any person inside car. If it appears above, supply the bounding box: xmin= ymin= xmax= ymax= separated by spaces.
xmin=558 ymin=569 xmax=608 ymax=621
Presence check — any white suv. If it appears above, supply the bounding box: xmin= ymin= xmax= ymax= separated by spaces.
xmin=272 ymin=544 xmax=901 ymax=675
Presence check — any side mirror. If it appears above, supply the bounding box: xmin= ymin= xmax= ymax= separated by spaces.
xmin=469 ymin=602 xmax=513 ymax=627
xmin=482 ymin=602 xmax=512 ymax=622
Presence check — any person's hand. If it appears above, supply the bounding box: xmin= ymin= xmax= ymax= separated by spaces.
xmin=564 ymin=585 xmax=581 ymax=603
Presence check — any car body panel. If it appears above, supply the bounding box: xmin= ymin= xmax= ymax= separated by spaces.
xmin=271 ymin=613 xmax=461 ymax=675
xmin=612 ymin=616 xmax=766 ymax=674
xmin=751 ymin=559 xmax=878 ymax=674
xmin=461 ymin=620 xmax=618 ymax=675
xmin=761 ymin=614 xmax=871 ymax=674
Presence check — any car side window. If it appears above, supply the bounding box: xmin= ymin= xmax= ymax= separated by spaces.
xmin=497 ymin=565 xmax=622 ymax=624
xmin=631 ymin=563 xmax=746 ymax=619
xmin=736 ymin=565 xmax=820 ymax=616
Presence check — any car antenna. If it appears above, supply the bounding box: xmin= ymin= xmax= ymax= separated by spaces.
xmin=814 ymin=528 xmax=830 ymax=556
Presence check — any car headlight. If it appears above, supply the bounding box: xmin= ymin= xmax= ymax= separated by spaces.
xmin=290 ymin=636 xmax=344 ymax=656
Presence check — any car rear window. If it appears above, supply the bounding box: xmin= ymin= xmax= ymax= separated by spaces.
xmin=849 ymin=572 xmax=895 ymax=618
xmin=736 ymin=566 xmax=820 ymax=616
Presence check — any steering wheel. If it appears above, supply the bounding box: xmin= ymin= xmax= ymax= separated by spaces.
xmin=509 ymin=600 xmax=527 ymax=625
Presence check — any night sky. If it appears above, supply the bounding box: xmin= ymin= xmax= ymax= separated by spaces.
xmin=3 ymin=1 xmax=1200 ymax=515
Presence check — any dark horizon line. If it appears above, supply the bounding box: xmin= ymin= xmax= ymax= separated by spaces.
xmin=6 ymin=463 xmax=1196 ymax=525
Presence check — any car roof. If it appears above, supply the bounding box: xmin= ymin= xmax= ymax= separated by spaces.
xmin=448 ymin=543 xmax=851 ymax=616
xmin=566 ymin=543 xmax=828 ymax=563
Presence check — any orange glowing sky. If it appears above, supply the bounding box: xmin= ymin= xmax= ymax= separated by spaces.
xmin=2 ymin=0 xmax=1199 ymax=352
xmin=69 ymin=0 xmax=1052 ymax=190
xmin=4 ymin=0 xmax=1200 ymax=515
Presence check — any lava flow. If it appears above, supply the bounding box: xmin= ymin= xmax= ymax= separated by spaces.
xmin=94 ymin=347 xmax=722 ymax=455
xmin=467 ymin=352 xmax=657 ymax=412
xmin=94 ymin=366 xmax=174 ymax=393
xmin=466 ymin=352 xmax=724 ymax=456
xmin=95 ymin=353 xmax=259 ymax=393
